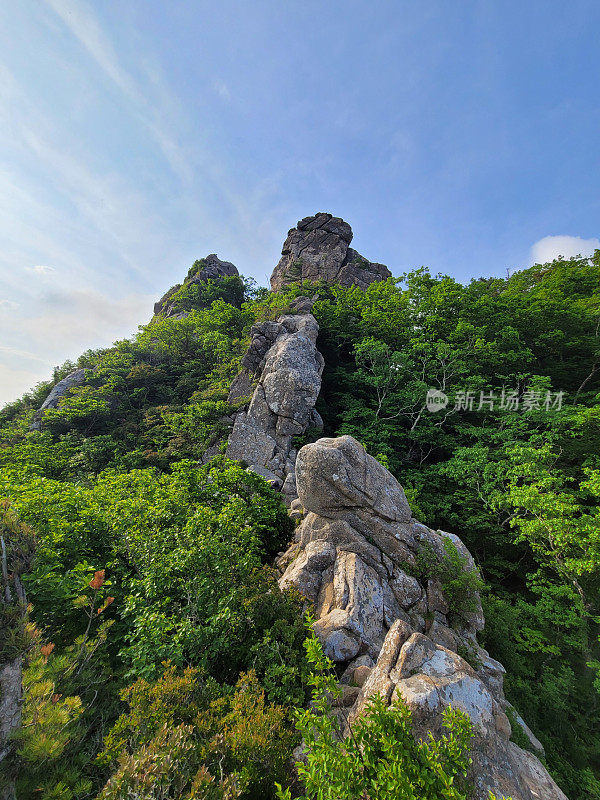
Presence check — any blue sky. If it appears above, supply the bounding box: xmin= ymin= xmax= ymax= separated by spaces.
xmin=1 ymin=0 xmax=599 ymax=405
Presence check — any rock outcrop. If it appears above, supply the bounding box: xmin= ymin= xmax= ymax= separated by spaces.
xmin=149 ymin=213 xmax=565 ymax=797
xmin=0 ymin=657 xmax=21 ymax=800
xmin=154 ymin=254 xmax=239 ymax=318
xmin=226 ymin=311 xmax=324 ymax=504
xmin=30 ymin=368 xmax=87 ymax=431
xmin=270 ymin=213 xmax=391 ymax=291
xmin=278 ymin=435 xmax=567 ymax=800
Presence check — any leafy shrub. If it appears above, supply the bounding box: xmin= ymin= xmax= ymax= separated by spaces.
xmin=415 ymin=536 xmax=484 ymax=619
xmin=98 ymin=665 xmax=296 ymax=800
xmin=276 ymin=625 xmax=508 ymax=800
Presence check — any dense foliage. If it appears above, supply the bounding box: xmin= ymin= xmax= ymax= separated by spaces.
xmin=1 ymin=252 xmax=599 ymax=798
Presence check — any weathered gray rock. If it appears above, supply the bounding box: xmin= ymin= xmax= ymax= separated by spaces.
xmin=340 ymin=654 xmax=374 ymax=685
xmin=390 ymin=569 xmax=422 ymax=608
xmin=351 ymin=665 xmax=372 ymax=688
xmin=240 ymin=320 xmax=285 ymax=375
xmin=279 ymin=540 xmax=336 ymax=603
xmin=189 ymin=253 xmax=238 ymax=282
xmin=278 ymin=434 xmax=566 ymax=800
xmin=40 ymin=369 xmax=87 ymax=412
xmin=0 ymin=657 xmax=20 ymax=800
xmin=30 ymin=368 xmax=87 ymax=431
xmin=347 ymin=618 xmax=413 ymax=723
xmin=296 ymin=435 xmax=412 ymax=522
xmin=270 ymin=213 xmax=391 ymax=291
xmin=227 ymin=370 xmax=254 ymax=404
xmin=314 ymin=550 xmax=386 ymax=661
xmin=393 ymin=633 xmax=496 ymax=737
xmin=226 ymin=313 xmax=324 ymax=504
xmin=388 ymin=633 xmax=565 ymax=800
xmin=0 ymin=657 xmax=22 ymax=753
xmin=279 ymin=436 xmax=474 ymax=663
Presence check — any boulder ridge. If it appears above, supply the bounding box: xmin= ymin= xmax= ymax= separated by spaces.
xmin=277 ymin=435 xmax=567 ymax=800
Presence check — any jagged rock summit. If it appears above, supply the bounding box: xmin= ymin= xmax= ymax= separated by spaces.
xmin=270 ymin=212 xmax=391 ymax=291
xmin=278 ymin=435 xmax=567 ymax=800
xmin=154 ymin=253 xmax=239 ymax=318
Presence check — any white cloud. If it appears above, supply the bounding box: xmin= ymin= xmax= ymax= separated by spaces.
xmin=530 ymin=235 xmax=600 ymax=265
xmin=213 ymin=79 xmax=231 ymax=101
xmin=26 ymin=265 xmax=56 ymax=276
xmin=0 ymin=300 xmax=19 ymax=311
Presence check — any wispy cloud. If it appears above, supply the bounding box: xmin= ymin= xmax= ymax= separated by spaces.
xmin=0 ymin=67 xmax=175 ymax=293
xmin=25 ymin=265 xmax=56 ymax=276
xmin=41 ymin=0 xmax=282 ymax=252
xmin=0 ymin=344 xmax=48 ymax=363
xmin=43 ymin=0 xmax=193 ymax=184
xmin=44 ymin=0 xmax=139 ymax=101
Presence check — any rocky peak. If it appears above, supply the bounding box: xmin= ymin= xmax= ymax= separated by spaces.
xmin=270 ymin=212 xmax=391 ymax=291
xmin=186 ymin=253 xmax=238 ymax=285
xmin=154 ymin=254 xmax=240 ymax=318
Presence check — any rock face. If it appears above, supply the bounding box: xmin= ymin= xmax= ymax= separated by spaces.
xmin=270 ymin=213 xmax=391 ymax=291
xmin=0 ymin=657 xmax=22 ymax=799
xmin=30 ymin=368 xmax=87 ymax=431
xmin=278 ymin=435 xmax=567 ymax=800
xmin=154 ymin=254 xmax=239 ymax=318
xmin=226 ymin=312 xmax=324 ymax=504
